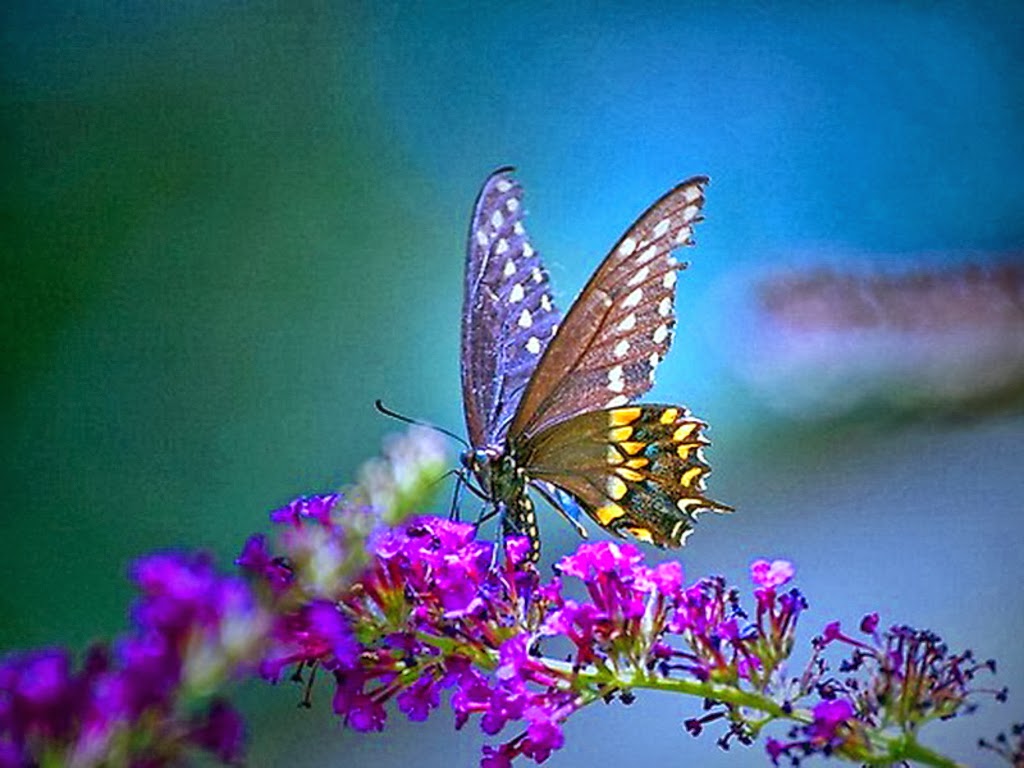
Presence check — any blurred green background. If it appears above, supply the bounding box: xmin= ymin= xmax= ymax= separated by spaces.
xmin=3 ymin=2 xmax=1022 ymax=765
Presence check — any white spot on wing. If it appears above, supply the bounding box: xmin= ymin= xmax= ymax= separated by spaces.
xmin=495 ymin=238 xmax=509 ymax=255
xmin=627 ymin=266 xmax=650 ymax=287
xmin=637 ymin=245 xmax=658 ymax=265
xmin=663 ymin=271 xmax=677 ymax=289
xmin=476 ymin=230 xmax=488 ymax=247
xmin=526 ymin=336 xmax=541 ymax=354
xmin=606 ymin=394 xmax=629 ymax=408
xmin=496 ymin=179 xmax=513 ymax=193
xmin=617 ymin=313 xmax=637 ymax=332
xmin=618 ymin=237 xmax=637 ymax=256
xmin=653 ymin=324 xmax=669 ymax=344
xmin=540 ymin=294 xmax=552 ymax=311
xmin=509 ymin=283 xmax=525 ymax=303
xmin=613 ymin=339 xmax=630 ymax=358
xmin=506 ymin=197 xmax=519 ymax=212
xmin=504 ymin=260 xmax=517 ymax=277
xmin=653 ymin=217 xmax=671 ymax=238
xmin=649 ymin=351 xmax=661 ymax=368
xmin=518 ymin=308 xmax=533 ymax=328
xmin=513 ymin=221 xmax=525 ymax=235
xmin=622 ymin=288 xmax=643 ymax=309
xmin=682 ymin=204 xmax=699 ymax=221
xmin=523 ymin=243 xmax=535 ymax=258
xmin=607 ymin=365 xmax=625 ymax=392
xmin=675 ymin=225 xmax=691 ymax=244
xmin=658 ymin=296 xmax=672 ymax=316
xmin=531 ymin=266 xmax=543 ymax=283
xmin=491 ymin=209 xmax=504 ymax=229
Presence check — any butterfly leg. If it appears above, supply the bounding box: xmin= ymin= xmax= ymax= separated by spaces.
xmin=491 ymin=513 xmax=505 ymax=569
xmin=448 ymin=471 xmax=465 ymax=521
xmin=448 ymin=468 xmax=489 ymax=521
xmin=458 ymin=493 xmax=502 ymax=560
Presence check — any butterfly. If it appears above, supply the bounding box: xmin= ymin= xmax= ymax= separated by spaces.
xmin=459 ymin=167 xmax=731 ymax=561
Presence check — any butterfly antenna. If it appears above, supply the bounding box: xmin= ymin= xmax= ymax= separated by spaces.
xmin=373 ymin=399 xmax=469 ymax=448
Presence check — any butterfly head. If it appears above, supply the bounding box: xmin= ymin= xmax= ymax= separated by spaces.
xmin=461 ymin=445 xmax=527 ymax=503
xmin=461 ymin=445 xmax=492 ymax=469
xmin=461 ymin=446 xmax=500 ymax=490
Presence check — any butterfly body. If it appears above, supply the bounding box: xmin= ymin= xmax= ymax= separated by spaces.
xmin=459 ymin=168 xmax=730 ymax=561
xmin=461 ymin=445 xmax=539 ymax=555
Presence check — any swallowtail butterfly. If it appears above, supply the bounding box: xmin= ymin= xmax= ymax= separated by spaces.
xmin=459 ymin=168 xmax=730 ymax=561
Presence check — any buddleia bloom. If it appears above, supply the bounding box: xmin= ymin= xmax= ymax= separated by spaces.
xmin=241 ymin=506 xmax=1006 ymax=767
xmin=1 ymin=428 xmax=1013 ymax=767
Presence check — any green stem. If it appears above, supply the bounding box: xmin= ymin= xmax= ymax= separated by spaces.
xmin=543 ymin=658 xmax=963 ymax=768
xmin=862 ymin=732 xmax=966 ymax=768
xmin=414 ymin=631 xmax=499 ymax=670
xmin=545 ymin=657 xmax=798 ymax=720
xmin=410 ymin=633 xmax=962 ymax=768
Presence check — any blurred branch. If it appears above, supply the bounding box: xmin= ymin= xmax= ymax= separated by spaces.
xmin=741 ymin=260 xmax=1024 ymax=420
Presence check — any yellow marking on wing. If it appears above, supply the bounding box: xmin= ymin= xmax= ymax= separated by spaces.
xmin=619 ymin=441 xmax=646 ymax=455
xmin=616 ymin=467 xmax=644 ymax=482
xmin=606 ymin=476 xmax=628 ymax=500
xmin=624 ymin=457 xmax=649 ymax=469
xmin=626 ymin=526 xmax=655 ymax=544
xmin=673 ymin=423 xmax=698 ymax=442
xmin=606 ymin=445 xmax=624 ymax=465
xmin=659 ymin=408 xmax=680 ymax=424
xmin=609 ymin=407 xmax=642 ymax=426
xmin=596 ymin=503 xmax=626 ymax=525
xmin=679 ymin=466 xmax=704 ymax=488
xmin=609 ymin=426 xmax=633 ymax=442
xmin=676 ymin=442 xmax=700 ymax=460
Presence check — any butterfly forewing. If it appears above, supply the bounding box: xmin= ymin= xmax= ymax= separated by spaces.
xmin=508 ymin=176 xmax=709 ymax=442
xmin=518 ymin=404 xmax=732 ymax=547
xmin=461 ymin=167 xmax=562 ymax=448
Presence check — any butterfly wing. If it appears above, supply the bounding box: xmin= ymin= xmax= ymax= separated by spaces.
xmin=461 ymin=168 xmax=562 ymax=448
xmin=508 ymin=176 xmax=709 ymax=442
xmin=520 ymin=404 xmax=732 ymax=547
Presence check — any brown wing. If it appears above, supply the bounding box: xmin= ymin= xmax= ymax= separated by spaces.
xmin=519 ymin=404 xmax=731 ymax=547
xmin=507 ymin=176 xmax=709 ymax=442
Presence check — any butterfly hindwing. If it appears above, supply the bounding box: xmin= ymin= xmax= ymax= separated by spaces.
xmin=518 ymin=404 xmax=732 ymax=547
xmin=508 ymin=176 xmax=709 ymax=442
xmin=461 ymin=167 xmax=562 ymax=448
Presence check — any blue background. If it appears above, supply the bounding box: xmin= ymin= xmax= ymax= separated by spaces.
xmin=3 ymin=2 xmax=1022 ymax=765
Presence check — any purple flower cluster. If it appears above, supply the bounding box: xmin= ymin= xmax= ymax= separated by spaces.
xmin=232 ymin=505 xmax=1007 ymax=766
xmin=236 ymin=494 xmax=376 ymax=686
xmin=670 ymin=558 xmax=805 ymax=693
xmin=0 ymin=552 xmax=266 ymax=767
xmin=763 ymin=613 xmax=1002 ymax=765
xmin=242 ymin=509 xmax=837 ymax=766
xmin=1 ymin=470 xmax=1009 ymax=768
xmin=246 ymin=511 xmax=571 ymax=763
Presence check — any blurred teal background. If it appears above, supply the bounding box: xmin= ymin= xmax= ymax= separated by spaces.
xmin=3 ymin=2 xmax=1022 ymax=765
